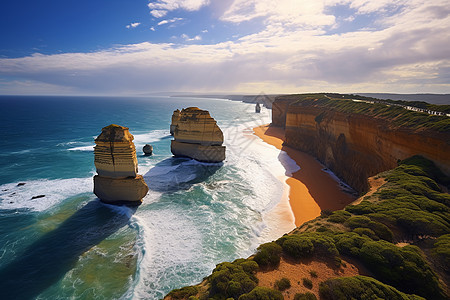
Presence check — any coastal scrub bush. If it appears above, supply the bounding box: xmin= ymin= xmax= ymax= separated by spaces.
xmin=318 ymin=276 xmax=425 ymax=300
xmin=433 ymin=234 xmax=450 ymax=273
xmin=400 ymin=156 xmax=450 ymax=186
xmin=352 ymin=227 xmax=379 ymax=240
xmin=345 ymin=216 xmax=393 ymax=242
xmin=294 ymin=292 xmax=317 ymax=300
xmin=253 ymin=242 xmax=282 ymax=269
xmin=167 ymin=286 xmax=199 ymax=299
xmin=274 ymin=277 xmax=291 ymax=291
xmin=302 ymin=278 xmax=313 ymax=289
xmin=328 ymin=210 xmax=351 ymax=223
xmin=276 ymin=232 xmax=338 ymax=260
xmin=358 ymin=240 xmax=444 ymax=298
xmin=309 ymin=270 xmax=318 ymax=278
xmin=238 ymin=287 xmax=283 ymax=300
xmin=208 ymin=259 xmax=258 ymax=299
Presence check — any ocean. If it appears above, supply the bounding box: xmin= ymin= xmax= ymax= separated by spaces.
xmin=0 ymin=96 xmax=297 ymax=299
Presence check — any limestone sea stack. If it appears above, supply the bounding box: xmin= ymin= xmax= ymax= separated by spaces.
xmin=170 ymin=109 xmax=181 ymax=136
xmin=170 ymin=107 xmax=226 ymax=162
xmin=93 ymin=124 xmax=149 ymax=205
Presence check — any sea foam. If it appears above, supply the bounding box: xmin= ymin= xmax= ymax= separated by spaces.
xmin=0 ymin=178 xmax=93 ymax=212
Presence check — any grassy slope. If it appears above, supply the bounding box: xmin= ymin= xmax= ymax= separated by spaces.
xmin=165 ymin=156 xmax=450 ymax=300
xmin=277 ymin=93 xmax=450 ymax=132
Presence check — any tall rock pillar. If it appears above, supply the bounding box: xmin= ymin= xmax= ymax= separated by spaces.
xmin=93 ymin=124 xmax=149 ymax=205
xmin=170 ymin=107 xmax=226 ymax=162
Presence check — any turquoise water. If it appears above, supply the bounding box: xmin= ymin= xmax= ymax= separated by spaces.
xmin=0 ymin=96 xmax=292 ymax=299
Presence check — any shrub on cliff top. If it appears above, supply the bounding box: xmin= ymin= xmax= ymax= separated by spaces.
xmin=253 ymin=242 xmax=282 ymax=269
xmin=208 ymin=259 xmax=259 ymax=299
xmin=318 ymin=276 xmax=425 ymax=300
xmin=345 ymin=216 xmax=394 ymax=242
xmin=400 ymin=155 xmax=450 ymax=186
xmin=276 ymin=232 xmax=338 ymax=261
xmin=238 ymin=287 xmax=283 ymax=300
xmin=168 ymin=286 xmax=199 ymax=299
xmin=274 ymin=277 xmax=291 ymax=291
xmin=328 ymin=210 xmax=351 ymax=223
xmin=433 ymin=234 xmax=450 ymax=273
xmin=358 ymin=240 xmax=444 ymax=298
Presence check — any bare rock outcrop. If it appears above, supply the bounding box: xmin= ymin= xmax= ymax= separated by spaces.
xmin=170 ymin=107 xmax=225 ymax=162
xmin=170 ymin=109 xmax=181 ymax=136
xmin=93 ymin=124 xmax=149 ymax=205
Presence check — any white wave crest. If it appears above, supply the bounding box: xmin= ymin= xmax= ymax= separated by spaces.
xmin=0 ymin=178 xmax=93 ymax=212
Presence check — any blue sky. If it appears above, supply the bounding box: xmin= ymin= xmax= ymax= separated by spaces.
xmin=0 ymin=0 xmax=449 ymax=95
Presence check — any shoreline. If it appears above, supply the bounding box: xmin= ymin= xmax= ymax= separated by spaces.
xmin=253 ymin=124 xmax=356 ymax=227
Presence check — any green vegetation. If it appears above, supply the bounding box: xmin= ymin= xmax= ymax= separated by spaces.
xmin=167 ymin=286 xmax=199 ymax=299
xmin=276 ymin=232 xmax=339 ymax=261
xmin=279 ymin=93 xmax=450 ymax=132
xmin=294 ymin=292 xmax=317 ymax=300
xmin=166 ymin=156 xmax=449 ymax=300
xmin=433 ymin=234 xmax=450 ymax=273
xmin=309 ymin=270 xmax=318 ymax=278
xmin=208 ymin=259 xmax=259 ymax=299
xmin=274 ymin=277 xmax=291 ymax=291
xmin=252 ymin=242 xmax=282 ymax=269
xmin=319 ymin=276 xmax=425 ymax=300
xmin=302 ymin=278 xmax=313 ymax=289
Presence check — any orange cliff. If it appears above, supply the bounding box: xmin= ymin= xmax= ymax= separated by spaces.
xmin=273 ymin=97 xmax=450 ymax=192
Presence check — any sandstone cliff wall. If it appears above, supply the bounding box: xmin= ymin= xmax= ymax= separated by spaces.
xmin=276 ymin=102 xmax=449 ymax=192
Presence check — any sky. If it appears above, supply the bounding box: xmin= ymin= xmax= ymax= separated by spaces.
xmin=0 ymin=0 xmax=449 ymax=95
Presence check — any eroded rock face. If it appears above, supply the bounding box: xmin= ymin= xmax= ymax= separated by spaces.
xmin=273 ymin=99 xmax=450 ymax=193
xmin=93 ymin=124 xmax=148 ymax=204
xmin=170 ymin=109 xmax=181 ymax=136
xmin=170 ymin=107 xmax=226 ymax=162
xmin=94 ymin=124 xmax=138 ymax=178
xmin=93 ymin=175 xmax=148 ymax=205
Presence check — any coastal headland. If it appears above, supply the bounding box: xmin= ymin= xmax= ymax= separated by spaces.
xmin=165 ymin=93 xmax=450 ymax=300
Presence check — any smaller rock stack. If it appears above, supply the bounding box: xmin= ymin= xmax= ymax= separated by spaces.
xmin=93 ymin=124 xmax=149 ymax=205
xmin=170 ymin=107 xmax=226 ymax=162
xmin=170 ymin=109 xmax=181 ymax=135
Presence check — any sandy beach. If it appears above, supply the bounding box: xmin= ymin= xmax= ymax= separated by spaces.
xmin=254 ymin=124 xmax=356 ymax=227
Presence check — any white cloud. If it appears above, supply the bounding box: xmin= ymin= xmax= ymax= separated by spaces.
xmin=150 ymin=26 xmax=156 ymax=31
xmin=157 ymin=17 xmax=183 ymax=26
xmin=181 ymin=34 xmax=202 ymax=41
xmin=126 ymin=22 xmax=141 ymax=29
xmin=1 ymin=0 xmax=449 ymax=95
xmin=221 ymin=0 xmax=335 ymax=28
xmin=148 ymin=0 xmax=210 ymax=17
xmin=149 ymin=9 xmax=168 ymax=18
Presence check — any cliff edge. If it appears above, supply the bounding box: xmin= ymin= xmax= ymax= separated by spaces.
xmin=273 ymin=94 xmax=450 ymax=192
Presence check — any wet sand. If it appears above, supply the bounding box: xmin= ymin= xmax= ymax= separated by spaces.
xmin=254 ymin=124 xmax=356 ymax=227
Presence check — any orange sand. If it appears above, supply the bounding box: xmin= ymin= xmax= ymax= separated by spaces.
xmin=257 ymin=257 xmax=361 ymax=299
xmin=254 ymin=124 xmax=356 ymax=227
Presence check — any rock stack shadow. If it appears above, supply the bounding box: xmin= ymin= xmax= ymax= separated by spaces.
xmin=0 ymin=200 xmax=135 ymax=300
xmin=143 ymin=157 xmax=222 ymax=192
